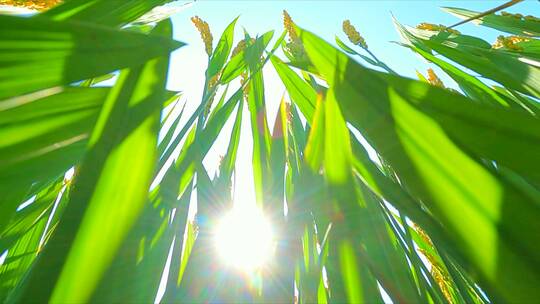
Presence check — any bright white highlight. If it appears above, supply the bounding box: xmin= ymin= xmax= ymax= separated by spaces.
xmin=16 ymin=195 xmax=36 ymax=212
xmin=0 ymin=250 xmax=8 ymax=266
xmin=214 ymin=206 xmax=274 ymax=271
xmin=64 ymin=167 xmax=75 ymax=182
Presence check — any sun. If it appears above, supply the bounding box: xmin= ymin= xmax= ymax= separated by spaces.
xmin=214 ymin=206 xmax=275 ymax=272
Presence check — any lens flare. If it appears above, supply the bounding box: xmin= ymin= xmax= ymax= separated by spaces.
xmin=214 ymin=206 xmax=274 ymax=272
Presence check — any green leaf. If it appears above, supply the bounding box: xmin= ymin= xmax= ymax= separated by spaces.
xmin=298 ymin=26 xmax=540 ymax=302
xmin=400 ymin=43 xmax=515 ymax=108
xmin=0 ymin=88 xmax=109 ymax=232
xmin=443 ymin=7 xmax=540 ymax=37
xmin=207 ymin=17 xmax=239 ymax=78
xmin=161 ymin=180 xmax=194 ymax=302
xmin=0 ymin=179 xmax=63 ymax=251
xmin=42 ymin=0 xmax=171 ymax=27
xmin=13 ymin=20 xmax=173 ymax=304
xmin=335 ymin=35 xmax=380 ymax=68
xmin=220 ymin=30 xmax=274 ymax=83
xmin=395 ymin=21 xmax=540 ymax=99
xmin=217 ymin=99 xmax=243 ymax=186
xmin=1 ymin=178 xmax=70 ymax=302
xmin=271 ymin=55 xmax=317 ymax=121
xmin=92 ymin=167 xmax=192 ymax=302
xmin=246 ymin=60 xmax=273 ymax=207
xmin=335 ymin=35 xmax=358 ymax=55
xmin=171 ymin=89 xmax=243 ymax=201
xmin=338 ymin=240 xmax=364 ymax=303
xmin=158 ymin=99 xmax=186 ymax=155
xmin=323 ymin=89 xmax=353 ymax=185
xmin=0 ymin=14 xmax=184 ymax=100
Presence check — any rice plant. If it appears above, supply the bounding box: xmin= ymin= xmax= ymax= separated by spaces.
xmin=0 ymin=0 xmax=539 ymax=303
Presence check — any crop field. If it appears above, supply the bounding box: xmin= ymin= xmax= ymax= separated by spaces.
xmin=0 ymin=0 xmax=539 ymax=303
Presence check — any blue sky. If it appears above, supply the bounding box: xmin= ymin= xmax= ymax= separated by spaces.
xmin=160 ymin=0 xmax=538 ymax=207
xmin=168 ymin=0 xmax=538 ymax=87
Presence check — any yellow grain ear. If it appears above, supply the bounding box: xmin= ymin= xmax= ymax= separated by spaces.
xmin=231 ymin=40 xmax=246 ymax=58
xmin=427 ymin=68 xmax=445 ymax=88
xmin=191 ymin=15 xmax=213 ymax=56
xmin=1 ymin=0 xmax=62 ymax=11
xmin=283 ymin=10 xmax=298 ymax=41
xmin=492 ymin=35 xmax=528 ymax=51
xmin=524 ymin=15 xmax=540 ymax=22
xmin=342 ymin=20 xmax=367 ymax=49
xmin=416 ymin=22 xmax=461 ymax=35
